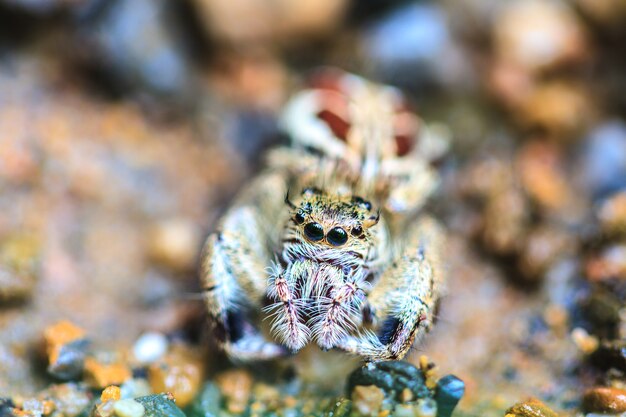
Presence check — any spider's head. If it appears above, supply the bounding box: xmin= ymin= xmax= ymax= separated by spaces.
xmin=283 ymin=187 xmax=380 ymax=263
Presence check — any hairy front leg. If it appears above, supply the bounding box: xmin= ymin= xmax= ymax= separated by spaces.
xmin=201 ymin=173 xmax=291 ymax=361
xmin=338 ymin=216 xmax=445 ymax=361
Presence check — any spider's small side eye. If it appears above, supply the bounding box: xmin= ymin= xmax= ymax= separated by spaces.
xmin=304 ymin=222 xmax=324 ymax=241
xmin=294 ymin=212 xmax=306 ymax=224
xmin=352 ymin=196 xmax=372 ymax=211
xmin=351 ymin=225 xmax=363 ymax=236
xmin=327 ymin=227 xmax=348 ymax=246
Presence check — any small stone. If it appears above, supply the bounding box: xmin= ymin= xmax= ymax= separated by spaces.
xmin=37 ymin=383 xmax=91 ymax=417
xmin=43 ymin=321 xmax=89 ymax=380
xmin=215 ymin=369 xmax=253 ymax=414
xmin=147 ymin=345 xmax=203 ymax=408
xmin=582 ymin=387 xmax=626 ymax=414
xmin=351 ymin=385 xmax=385 ymax=417
xmin=113 ymin=399 xmax=145 ymax=417
xmin=135 ymin=394 xmax=185 ymax=417
xmin=571 ymin=328 xmax=599 ymax=354
xmin=598 ymin=191 xmax=626 ymax=236
xmin=132 ymin=332 xmax=168 ymax=365
xmin=505 ymin=398 xmax=559 ymax=417
xmin=84 ymin=358 xmax=132 ymax=389
xmin=434 ymin=375 xmax=464 ymax=417
xmin=147 ymin=219 xmax=201 ymax=272
xmin=101 ymin=386 xmax=121 ymax=402
xmin=94 ymin=400 xmax=116 ymax=417
xmin=119 ymin=379 xmax=152 ymax=400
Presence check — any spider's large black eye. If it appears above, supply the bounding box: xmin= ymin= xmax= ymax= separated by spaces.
xmin=304 ymin=222 xmax=324 ymax=241
xmin=327 ymin=227 xmax=348 ymax=246
xmin=294 ymin=211 xmax=305 ymax=224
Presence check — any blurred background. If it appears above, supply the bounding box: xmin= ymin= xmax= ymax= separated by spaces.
xmin=0 ymin=0 xmax=625 ymax=415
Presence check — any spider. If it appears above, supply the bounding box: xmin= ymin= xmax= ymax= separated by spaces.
xmin=201 ymin=69 xmax=448 ymax=362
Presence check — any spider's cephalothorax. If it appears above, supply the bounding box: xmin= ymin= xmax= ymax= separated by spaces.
xmin=201 ymin=69 xmax=448 ymax=362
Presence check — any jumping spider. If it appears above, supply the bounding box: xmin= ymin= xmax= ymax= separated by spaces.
xmin=202 ymin=69 xmax=448 ymax=362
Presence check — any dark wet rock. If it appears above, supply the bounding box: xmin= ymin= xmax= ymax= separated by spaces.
xmin=589 ymin=340 xmax=626 ymax=373
xmin=347 ymin=361 xmax=431 ymax=402
xmin=0 ymin=398 xmax=15 ymax=417
xmin=135 ymin=394 xmax=186 ymax=417
xmin=44 ymin=321 xmax=90 ymax=380
xmin=434 ymin=375 xmax=465 ymax=417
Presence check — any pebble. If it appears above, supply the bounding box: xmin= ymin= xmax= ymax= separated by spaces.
xmin=101 ymin=386 xmax=121 ymax=402
xmin=132 ymin=332 xmax=168 ymax=364
xmin=147 ymin=345 xmax=203 ymax=408
xmin=84 ymin=357 xmax=132 ymax=389
xmin=598 ymin=191 xmax=626 ymax=236
xmin=351 ymin=385 xmax=385 ymax=417
xmin=147 ymin=219 xmax=201 ymax=272
xmin=582 ymin=387 xmax=626 ymax=414
xmin=113 ymin=399 xmax=145 ymax=417
xmin=135 ymin=394 xmax=185 ymax=417
xmin=571 ymin=327 xmax=600 ymax=354
xmin=43 ymin=321 xmax=89 ymax=380
xmin=216 ymin=369 xmax=253 ymax=414
xmin=493 ymin=0 xmax=587 ymax=72
xmin=505 ymin=398 xmax=559 ymax=417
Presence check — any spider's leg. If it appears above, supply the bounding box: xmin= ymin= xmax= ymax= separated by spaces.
xmin=337 ymin=216 xmax=445 ymax=361
xmin=201 ymin=173 xmax=291 ymax=362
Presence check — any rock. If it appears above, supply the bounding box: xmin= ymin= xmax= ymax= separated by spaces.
xmin=84 ymin=357 xmax=132 ymax=389
xmin=347 ymin=361 xmax=431 ymax=402
xmin=101 ymin=386 xmax=121 ymax=402
xmin=582 ymin=387 xmax=626 ymax=414
xmin=350 ymin=385 xmax=385 ymax=417
xmin=191 ymin=0 xmax=349 ymax=46
xmin=323 ymin=398 xmax=352 ymax=417
xmin=147 ymin=219 xmax=200 ymax=272
xmin=434 ymin=375 xmax=465 ymax=417
xmin=147 ymin=345 xmax=203 ymax=408
xmin=185 ymin=383 xmax=221 ymax=417
xmin=43 ymin=321 xmax=89 ymax=380
xmin=589 ymin=340 xmax=626 ymax=372
xmin=113 ymin=399 xmax=145 ymax=417
xmin=363 ymin=3 xmax=468 ymax=91
xmin=132 ymin=332 xmax=168 ymax=365
xmin=135 ymin=394 xmax=186 ymax=417
xmin=0 ymin=233 xmax=41 ymax=304
xmin=0 ymin=265 xmax=36 ymax=304
xmin=505 ymin=398 xmax=559 ymax=417
xmin=74 ymin=0 xmax=194 ymax=99
xmin=119 ymin=379 xmax=152 ymax=400
xmin=597 ymin=191 xmax=626 ymax=237
xmin=215 ymin=369 xmax=253 ymax=414
xmin=38 ymin=383 xmax=92 ymax=417
xmin=580 ymin=121 xmax=626 ymax=199
xmin=493 ymin=0 xmax=587 ymax=73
